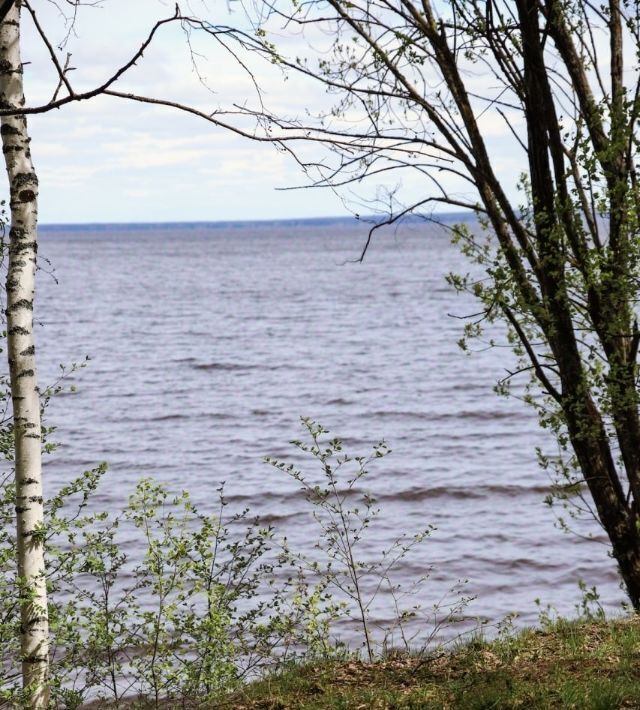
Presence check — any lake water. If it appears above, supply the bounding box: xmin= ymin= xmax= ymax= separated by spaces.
xmin=34 ymin=218 xmax=625 ymax=645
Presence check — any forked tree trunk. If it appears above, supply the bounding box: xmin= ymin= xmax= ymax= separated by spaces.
xmin=514 ymin=0 xmax=640 ymax=609
xmin=0 ymin=2 xmax=50 ymax=705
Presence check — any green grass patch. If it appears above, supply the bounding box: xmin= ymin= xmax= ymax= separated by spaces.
xmin=218 ymin=616 xmax=640 ymax=709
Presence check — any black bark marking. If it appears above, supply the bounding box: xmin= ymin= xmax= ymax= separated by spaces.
xmin=0 ymin=1 xmax=16 ymax=25
xmin=10 ymin=239 xmax=36 ymax=253
xmin=21 ymin=530 xmax=42 ymax=539
xmin=0 ymin=122 xmax=18 ymax=135
xmin=6 ymin=298 xmax=32 ymax=312
xmin=19 ymin=345 xmax=34 ymax=355
xmin=16 ymin=369 xmax=34 ymax=378
xmin=14 ymin=171 xmax=37 ymax=188
xmin=22 ymin=615 xmax=48 ymax=628
xmin=8 ymin=325 xmax=29 ymax=334
xmin=18 ymin=188 xmax=34 ymax=202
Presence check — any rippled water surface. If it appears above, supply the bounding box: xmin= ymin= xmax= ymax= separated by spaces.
xmin=35 ymin=220 xmax=624 ymax=639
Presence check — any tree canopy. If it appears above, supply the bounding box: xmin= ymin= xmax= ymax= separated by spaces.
xmin=247 ymin=0 xmax=640 ymax=608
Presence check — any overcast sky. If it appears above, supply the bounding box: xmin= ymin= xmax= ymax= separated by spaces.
xmin=20 ymin=0 xmax=523 ymax=225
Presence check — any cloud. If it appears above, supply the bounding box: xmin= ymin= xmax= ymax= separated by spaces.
xmin=18 ymin=1 xmax=531 ymax=223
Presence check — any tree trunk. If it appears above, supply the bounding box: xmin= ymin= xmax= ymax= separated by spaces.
xmin=565 ymin=398 xmax=640 ymax=610
xmin=0 ymin=2 xmax=50 ymax=705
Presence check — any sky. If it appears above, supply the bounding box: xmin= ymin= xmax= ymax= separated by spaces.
xmin=19 ymin=0 xmax=524 ymax=225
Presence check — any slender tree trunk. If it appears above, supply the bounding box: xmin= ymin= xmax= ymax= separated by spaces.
xmin=512 ymin=0 xmax=640 ymax=607
xmin=0 ymin=2 xmax=50 ymax=705
xmin=564 ymin=396 xmax=640 ymax=609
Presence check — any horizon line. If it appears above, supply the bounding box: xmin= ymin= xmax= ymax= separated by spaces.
xmin=38 ymin=211 xmax=475 ymax=231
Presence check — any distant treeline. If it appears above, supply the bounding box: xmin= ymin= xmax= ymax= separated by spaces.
xmin=39 ymin=212 xmax=477 ymax=232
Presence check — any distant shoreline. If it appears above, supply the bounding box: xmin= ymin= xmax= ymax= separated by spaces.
xmin=38 ymin=211 xmax=477 ymax=232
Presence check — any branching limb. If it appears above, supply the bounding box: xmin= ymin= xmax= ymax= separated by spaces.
xmin=501 ymin=304 xmax=562 ymax=403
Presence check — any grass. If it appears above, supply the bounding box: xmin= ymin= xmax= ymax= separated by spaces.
xmin=216 ymin=616 xmax=640 ymax=709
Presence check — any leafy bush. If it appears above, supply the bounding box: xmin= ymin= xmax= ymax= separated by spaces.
xmin=0 ymin=418 xmax=459 ymax=707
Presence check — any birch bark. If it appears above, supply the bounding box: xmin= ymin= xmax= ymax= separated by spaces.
xmin=0 ymin=2 xmax=49 ymax=705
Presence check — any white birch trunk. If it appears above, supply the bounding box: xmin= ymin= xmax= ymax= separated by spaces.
xmin=0 ymin=2 xmax=50 ymax=706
